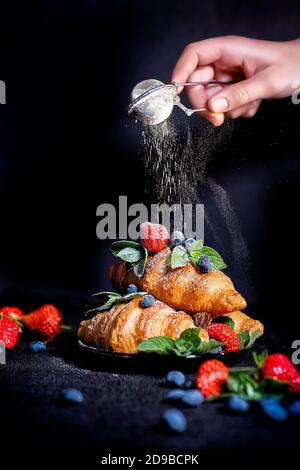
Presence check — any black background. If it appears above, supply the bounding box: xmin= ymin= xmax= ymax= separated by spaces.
xmin=1 ymin=0 xmax=300 ymax=460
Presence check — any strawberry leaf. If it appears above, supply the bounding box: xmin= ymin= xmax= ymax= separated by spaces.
xmin=252 ymin=350 xmax=268 ymax=368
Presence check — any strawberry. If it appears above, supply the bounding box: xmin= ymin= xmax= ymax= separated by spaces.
xmin=206 ymin=323 xmax=239 ymax=352
xmin=22 ymin=304 xmax=62 ymax=342
xmin=262 ymin=353 xmax=299 ymax=383
xmin=290 ymin=376 xmax=300 ymax=393
xmin=196 ymin=359 xmax=229 ymax=397
xmin=0 ymin=306 xmax=24 ymax=321
xmin=140 ymin=222 xmax=169 ymax=253
xmin=0 ymin=317 xmax=20 ymax=349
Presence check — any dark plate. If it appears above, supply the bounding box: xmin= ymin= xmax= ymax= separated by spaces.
xmin=78 ymin=340 xmax=250 ymax=365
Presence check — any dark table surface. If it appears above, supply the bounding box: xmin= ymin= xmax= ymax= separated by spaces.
xmin=1 ymin=293 xmax=299 ymax=464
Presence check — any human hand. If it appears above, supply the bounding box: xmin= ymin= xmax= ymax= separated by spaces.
xmin=171 ymin=36 xmax=300 ymax=126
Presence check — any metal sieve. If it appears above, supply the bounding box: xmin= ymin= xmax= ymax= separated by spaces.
xmin=126 ymin=78 xmax=235 ymax=126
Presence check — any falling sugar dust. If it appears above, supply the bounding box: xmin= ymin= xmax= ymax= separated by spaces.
xmin=140 ymin=117 xmax=253 ymax=298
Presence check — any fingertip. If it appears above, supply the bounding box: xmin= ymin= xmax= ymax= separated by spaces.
xmin=208 ymin=96 xmax=229 ymax=113
xmin=201 ymin=112 xmax=225 ymax=127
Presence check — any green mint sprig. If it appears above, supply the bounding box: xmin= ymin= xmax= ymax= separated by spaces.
xmin=168 ymin=239 xmax=227 ymax=271
xmin=111 ymin=240 xmax=148 ymax=278
xmin=137 ymin=327 xmax=223 ymax=357
xmin=86 ymin=291 xmax=146 ymax=314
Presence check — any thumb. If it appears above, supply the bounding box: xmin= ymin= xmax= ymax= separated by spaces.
xmin=208 ymin=69 xmax=275 ymax=113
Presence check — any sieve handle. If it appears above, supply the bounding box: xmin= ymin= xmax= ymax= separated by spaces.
xmin=173 ymin=80 xmax=237 ymax=87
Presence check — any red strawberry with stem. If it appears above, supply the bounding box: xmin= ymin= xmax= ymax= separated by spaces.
xmin=207 ymin=323 xmax=239 ymax=352
xmin=22 ymin=304 xmax=66 ymax=342
xmin=196 ymin=359 xmax=229 ymax=398
xmin=140 ymin=222 xmax=169 ymax=253
xmin=0 ymin=306 xmax=24 ymax=321
xmin=262 ymin=353 xmax=299 ymax=384
xmin=0 ymin=317 xmax=21 ymax=349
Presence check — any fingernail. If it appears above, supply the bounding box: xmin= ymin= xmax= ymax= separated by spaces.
xmin=211 ymin=97 xmax=229 ymax=113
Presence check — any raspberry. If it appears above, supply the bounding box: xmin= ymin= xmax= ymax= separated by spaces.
xmin=140 ymin=222 xmax=169 ymax=253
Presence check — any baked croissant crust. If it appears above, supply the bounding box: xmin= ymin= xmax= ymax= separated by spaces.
xmin=224 ymin=311 xmax=264 ymax=337
xmin=191 ymin=310 xmax=264 ymax=338
xmin=109 ymin=248 xmax=246 ymax=317
xmin=78 ymin=297 xmax=209 ymax=354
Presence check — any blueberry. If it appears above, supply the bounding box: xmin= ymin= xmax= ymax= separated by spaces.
xmin=167 ymin=389 xmax=186 ymax=401
xmin=287 ymin=400 xmax=300 ymax=416
xmin=260 ymin=399 xmax=288 ymax=421
xmin=140 ymin=295 xmax=154 ymax=308
xmin=61 ymin=388 xmax=84 ymax=404
xmin=228 ymin=396 xmax=250 ymax=412
xmin=127 ymin=284 xmax=138 ymax=294
xmin=181 ymin=390 xmax=204 ymax=407
xmin=29 ymin=341 xmax=46 ymax=353
xmin=197 ymin=255 xmax=212 ymax=273
xmin=166 ymin=370 xmax=185 ymax=387
xmin=260 ymin=397 xmax=280 ymax=408
xmin=184 ymin=238 xmax=196 ymax=250
xmin=161 ymin=409 xmax=187 ymax=433
xmin=169 ymin=231 xmax=185 ymax=247
xmin=209 ymin=346 xmax=223 ymax=355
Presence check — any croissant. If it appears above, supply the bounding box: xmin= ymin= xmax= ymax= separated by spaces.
xmin=224 ymin=311 xmax=264 ymax=337
xmin=109 ymin=248 xmax=246 ymax=317
xmin=191 ymin=310 xmax=264 ymax=337
xmin=78 ymin=297 xmax=209 ymax=354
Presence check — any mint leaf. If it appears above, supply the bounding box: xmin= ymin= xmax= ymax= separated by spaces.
xmin=133 ymin=251 xmax=148 ymax=278
xmin=237 ymin=331 xmax=250 ymax=350
xmin=186 ymin=239 xmax=203 ymax=253
xmin=137 ymin=336 xmax=175 ymax=354
xmin=212 ymin=315 xmax=235 ymax=330
xmin=179 ymin=327 xmax=201 ymax=345
xmin=187 ymin=239 xmax=204 ymax=265
xmin=200 ymin=246 xmax=227 ymax=270
xmin=86 ymin=291 xmax=146 ymax=314
xmin=170 ymin=246 xmax=189 ymax=269
xmin=98 ymin=295 xmax=123 ymax=311
xmin=137 ymin=328 xmax=223 ymax=356
xmin=246 ymin=329 xmax=261 ymax=348
xmin=115 ymin=247 xmax=143 ymax=263
xmin=111 ymin=240 xmax=144 ymax=255
xmin=174 ymin=338 xmax=193 ymax=356
xmin=111 ymin=240 xmax=148 ymax=278
xmin=92 ymin=291 xmax=121 ymax=298
xmin=196 ymin=339 xmax=224 ymax=354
